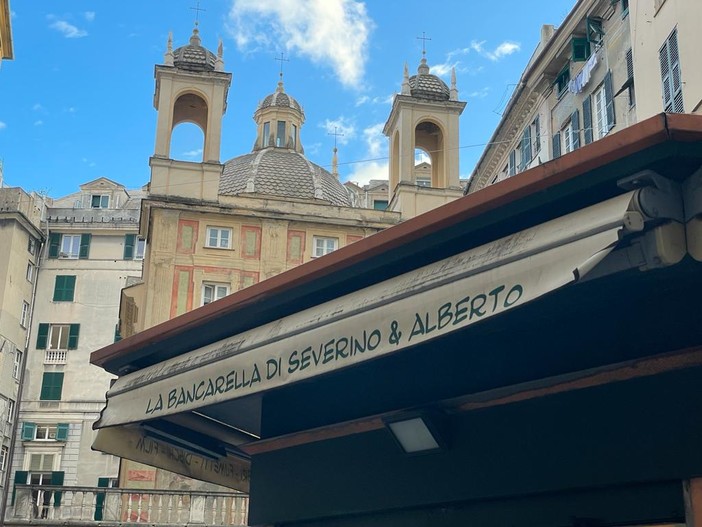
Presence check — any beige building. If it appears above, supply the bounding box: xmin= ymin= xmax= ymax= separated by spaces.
xmin=467 ymin=0 xmax=702 ymax=193
xmin=117 ymin=27 xmax=401 ymax=492
xmin=0 ymin=0 xmax=12 ymax=62
xmin=0 ymin=186 xmax=43 ymax=514
xmin=6 ymin=179 xmax=144 ymax=515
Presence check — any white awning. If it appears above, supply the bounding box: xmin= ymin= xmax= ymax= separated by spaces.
xmin=93 ymin=191 xmax=646 ymax=488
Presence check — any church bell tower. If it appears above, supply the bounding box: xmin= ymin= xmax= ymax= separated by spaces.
xmin=149 ymin=26 xmax=232 ymax=201
xmin=383 ymin=52 xmax=466 ymax=219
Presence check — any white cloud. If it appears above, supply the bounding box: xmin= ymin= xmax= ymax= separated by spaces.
xmin=320 ymin=117 xmax=355 ymax=146
xmin=32 ymin=103 xmax=43 ymax=111
xmin=34 ymin=120 xmax=44 ymax=126
xmin=182 ymin=148 xmax=203 ymax=158
xmin=354 ymin=94 xmax=394 ymax=107
xmin=362 ymin=122 xmax=385 ymax=158
xmin=227 ymin=0 xmax=373 ymax=88
xmin=345 ymin=122 xmax=388 ymax=185
xmin=49 ymin=19 xmax=88 ymax=38
xmin=466 ymin=87 xmax=490 ymax=98
xmin=64 ymin=107 xmax=76 ymax=113
xmin=84 ymin=11 xmax=95 ymax=22
xmin=0 ymin=122 xmax=6 ymax=130
xmin=344 ymin=161 xmax=388 ymax=187
xmin=470 ymin=40 xmax=520 ymax=61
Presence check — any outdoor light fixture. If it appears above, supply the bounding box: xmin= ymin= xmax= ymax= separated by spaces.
xmin=383 ymin=411 xmax=448 ymax=454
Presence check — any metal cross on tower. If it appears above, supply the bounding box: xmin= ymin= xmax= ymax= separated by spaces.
xmin=416 ymin=32 xmax=432 ymax=56
xmin=274 ymin=52 xmax=290 ymax=79
xmin=328 ymin=126 xmax=345 ymax=149
xmin=190 ymin=1 xmax=206 ymax=26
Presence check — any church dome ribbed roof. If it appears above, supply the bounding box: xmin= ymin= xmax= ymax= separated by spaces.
xmin=172 ymin=28 xmax=216 ymax=72
xmin=257 ymin=82 xmax=303 ymax=114
xmin=220 ymin=149 xmax=350 ymax=206
xmin=408 ymin=57 xmax=450 ymax=101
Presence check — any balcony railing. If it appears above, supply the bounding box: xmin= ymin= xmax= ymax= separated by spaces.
xmin=9 ymin=485 xmax=249 ymax=526
xmin=44 ymin=349 xmax=67 ymax=364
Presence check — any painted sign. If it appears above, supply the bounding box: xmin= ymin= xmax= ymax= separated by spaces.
xmin=93 ymin=426 xmax=251 ymax=492
xmin=96 ymin=192 xmax=639 ymax=430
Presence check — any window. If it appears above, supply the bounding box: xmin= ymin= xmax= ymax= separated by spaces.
xmin=28 ymin=237 xmax=37 ymax=256
xmin=660 ymin=28 xmax=683 ymax=113
xmin=416 ymin=177 xmax=431 ymax=187
xmin=60 ymin=234 xmax=80 ymax=259
xmin=276 ymin=121 xmax=286 ymax=147
xmin=0 ymin=445 xmax=7 ymax=471
xmin=205 ymin=227 xmax=231 ymax=249
xmin=135 ymin=237 xmax=146 ymax=260
xmin=519 ymin=125 xmax=532 ymax=171
xmin=13 ymin=349 xmax=22 ymax=379
xmin=40 ymin=372 xmax=64 ymax=401
xmin=48 ymin=233 xmax=91 ymax=259
xmin=291 ymin=124 xmax=297 ymax=149
xmin=26 ymin=263 xmax=35 ymax=283
xmin=555 ymin=65 xmax=570 ymax=97
xmin=586 ymin=17 xmax=604 ymax=45
xmin=124 ymin=234 xmax=146 ymax=260
xmin=7 ymin=399 xmax=15 ymax=422
xmin=622 ymin=0 xmax=629 ymax=16
xmin=571 ymin=37 xmax=590 ymax=62
xmin=53 ymin=276 xmax=76 ymax=302
xmin=531 ymin=115 xmax=541 ymax=156
xmin=21 ymin=423 xmax=69 ymax=442
xmin=202 ymin=283 xmax=230 ymax=305
xmin=563 ymin=122 xmax=575 ymax=154
xmin=20 ymin=301 xmax=30 ymax=328
xmin=508 ymin=150 xmax=516 ymax=176
xmin=593 ymin=84 xmax=609 ymax=138
xmin=91 ymin=195 xmax=109 ymax=208
xmin=313 ymin=236 xmax=338 ymax=257
xmin=373 ymin=200 xmax=388 ymax=210
xmin=36 ymin=323 xmax=80 ymax=351
xmin=263 ymin=121 xmax=271 ymax=146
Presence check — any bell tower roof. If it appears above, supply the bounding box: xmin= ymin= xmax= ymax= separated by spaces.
xmin=171 ymin=26 xmax=218 ymax=72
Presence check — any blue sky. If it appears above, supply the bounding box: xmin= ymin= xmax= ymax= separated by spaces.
xmin=1 ymin=0 xmax=575 ymax=197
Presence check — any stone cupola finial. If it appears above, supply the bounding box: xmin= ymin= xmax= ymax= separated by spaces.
xmin=215 ymin=38 xmax=224 ymax=71
xmin=164 ymin=31 xmax=174 ymax=66
xmin=450 ymin=67 xmax=458 ymax=101
xmin=401 ymin=62 xmax=410 ymax=95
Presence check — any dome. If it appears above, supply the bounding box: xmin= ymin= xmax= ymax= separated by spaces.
xmin=408 ymin=57 xmax=450 ymax=101
xmin=257 ymin=81 xmax=303 ymax=115
xmin=220 ymin=149 xmax=350 ymax=206
xmin=172 ymin=28 xmax=217 ymax=72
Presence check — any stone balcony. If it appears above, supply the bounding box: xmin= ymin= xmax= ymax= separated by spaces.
xmin=7 ymin=485 xmax=248 ymax=526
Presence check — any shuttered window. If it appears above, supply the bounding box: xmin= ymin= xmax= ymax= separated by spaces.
xmin=53 ymin=276 xmax=76 ymax=302
xmin=40 ymin=372 xmax=64 ymax=401
xmin=659 ymin=28 xmax=684 ymax=113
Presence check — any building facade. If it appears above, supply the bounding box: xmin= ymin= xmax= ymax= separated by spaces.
xmin=467 ymin=0 xmax=701 ymax=192
xmin=7 ymin=178 xmax=144 ymax=513
xmin=0 ymin=186 xmax=43 ymax=514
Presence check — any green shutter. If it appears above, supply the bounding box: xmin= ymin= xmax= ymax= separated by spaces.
xmin=48 ymin=233 xmax=61 ymax=259
xmin=21 ymin=422 xmax=36 ymax=441
xmin=51 ymin=471 xmax=65 ymax=507
xmin=604 ymin=69 xmax=616 ymax=130
xmin=56 ymin=423 xmax=69 ymax=441
xmin=583 ymin=95 xmax=594 ymax=145
xmin=12 ymin=470 xmax=28 ymax=505
xmin=36 ymin=323 xmax=49 ymax=349
xmin=552 ymin=132 xmax=561 ymax=159
xmin=53 ymin=275 xmax=76 ymax=302
xmin=124 ymin=234 xmax=136 ymax=260
xmin=68 ymin=324 xmax=80 ymax=350
xmin=114 ymin=323 xmax=122 ymax=343
xmin=79 ymin=233 xmax=91 ymax=259
xmin=40 ymin=372 xmax=64 ymax=401
xmin=94 ymin=477 xmax=110 ymax=520
xmin=571 ymin=37 xmax=590 ymax=62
